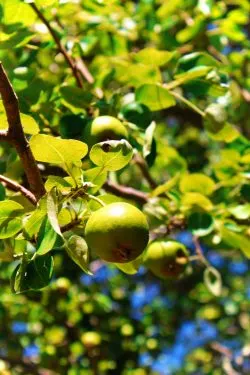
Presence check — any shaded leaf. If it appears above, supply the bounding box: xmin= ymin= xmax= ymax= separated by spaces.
xmin=188 ymin=211 xmax=214 ymax=237
xmin=36 ymin=217 xmax=58 ymax=256
xmin=204 ymin=267 xmax=222 ymax=297
xmin=66 ymin=235 xmax=92 ymax=274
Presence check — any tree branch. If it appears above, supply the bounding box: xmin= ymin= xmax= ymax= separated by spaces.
xmin=0 ymin=63 xmax=45 ymax=200
xmin=30 ymin=3 xmax=84 ymax=88
xmin=150 ymin=216 xmax=186 ymax=241
xmin=103 ymin=180 xmax=148 ymax=204
xmin=61 ymin=218 xmax=82 ymax=233
xmin=0 ymin=174 xmax=37 ymax=205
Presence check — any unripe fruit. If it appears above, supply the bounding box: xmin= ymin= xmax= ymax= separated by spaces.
xmin=144 ymin=241 xmax=189 ymax=279
xmin=83 ymin=115 xmax=128 ymax=147
xmin=85 ymin=202 xmax=149 ymax=263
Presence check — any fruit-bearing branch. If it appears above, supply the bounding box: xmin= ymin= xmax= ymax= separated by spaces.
xmin=0 ymin=174 xmax=37 ymax=205
xmin=0 ymin=63 xmax=45 ymax=201
xmin=103 ymin=180 xmax=148 ymax=204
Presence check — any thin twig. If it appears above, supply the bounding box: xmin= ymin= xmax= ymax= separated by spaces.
xmin=193 ymin=235 xmax=210 ymax=267
xmin=61 ymin=218 xmax=82 ymax=233
xmin=103 ymin=180 xmax=148 ymax=204
xmin=134 ymin=153 xmax=157 ymax=189
xmin=0 ymin=174 xmax=37 ymax=205
xmin=171 ymin=90 xmax=205 ymax=117
xmin=150 ymin=216 xmax=186 ymax=241
xmin=30 ymin=3 xmax=83 ymax=88
xmin=0 ymin=63 xmax=45 ymax=200
xmin=210 ymin=342 xmax=233 ymax=359
xmin=75 ymin=58 xmax=94 ymax=84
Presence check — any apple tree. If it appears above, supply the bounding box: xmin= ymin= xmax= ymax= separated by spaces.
xmin=0 ymin=1 xmax=249 ymax=374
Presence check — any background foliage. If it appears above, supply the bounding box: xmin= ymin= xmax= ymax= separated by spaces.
xmin=0 ymin=0 xmax=249 ymax=374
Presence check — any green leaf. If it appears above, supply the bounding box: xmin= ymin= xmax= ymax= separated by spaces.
xmin=0 ymin=113 xmax=39 ymax=134
xmin=66 ymin=235 xmax=92 ymax=274
xmin=228 ymin=204 xmax=250 ymax=220
xmin=204 ymin=267 xmax=222 ymax=297
xmin=167 ymin=66 xmax=212 ymax=89
xmin=114 ymin=253 xmax=143 ymax=275
xmin=84 ymin=167 xmax=108 ymax=193
xmin=23 ymin=198 xmax=47 ymax=239
xmin=11 ymin=254 xmax=28 ymax=294
xmin=94 ymin=293 xmax=113 ymax=312
xmin=143 ymin=121 xmax=156 ymax=159
xmin=180 ymin=173 xmax=215 ymax=196
xmin=30 ymin=134 xmax=88 ymax=164
xmin=47 ymin=188 xmax=62 ymax=237
xmin=136 ymin=84 xmax=176 ymax=111
xmin=151 ymin=174 xmax=180 ymax=197
xmin=188 ymin=211 xmax=214 ymax=237
xmin=176 ymin=52 xmax=220 ymax=73
xmin=157 ymin=0 xmax=182 ymax=17
xmin=177 ymin=16 xmax=206 ymax=44
xmin=0 ymin=200 xmax=24 ymax=239
xmin=45 ymin=176 xmax=72 ymax=193
xmin=0 ymin=183 xmax=6 ymax=201
xmin=0 ymin=240 xmax=14 ymax=262
xmin=20 ymin=113 xmax=40 ymax=134
xmin=2 ymin=0 xmax=37 ymax=26
xmin=182 ymin=193 xmax=213 ymax=211
xmin=11 ymin=254 xmax=54 ymax=293
xmin=207 ymin=123 xmax=240 ymax=143
xmin=221 ymin=226 xmax=250 ymax=258
xmin=204 ymin=103 xmax=227 ymax=133
xmin=0 ymin=30 xmax=34 ymax=49
xmin=90 ymin=139 xmax=133 ymax=172
xmin=36 ymin=217 xmax=58 ymax=256
xmin=241 ymin=153 xmax=250 ymax=164
xmin=60 ymin=86 xmax=93 ymax=110
xmin=134 ymin=48 xmax=176 ymax=67
xmin=113 ymin=60 xmax=162 ymax=87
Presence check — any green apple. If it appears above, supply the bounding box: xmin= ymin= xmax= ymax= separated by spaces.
xmin=85 ymin=202 xmax=149 ymax=263
xmin=144 ymin=240 xmax=189 ymax=279
xmin=83 ymin=115 xmax=128 ymax=147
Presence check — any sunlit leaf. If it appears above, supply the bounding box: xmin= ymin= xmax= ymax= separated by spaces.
xmin=66 ymin=235 xmax=92 ymax=274
xmin=136 ymin=84 xmax=176 ymax=111
xmin=180 ymin=173 xmax=215 ymax=196
xmin=90 ymin=140 xmax=133 ymax=172
xmin=30 ymin=134 xmax=88 ymax=164
xmin=0 ymin=200 xmax=24 ymax=239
